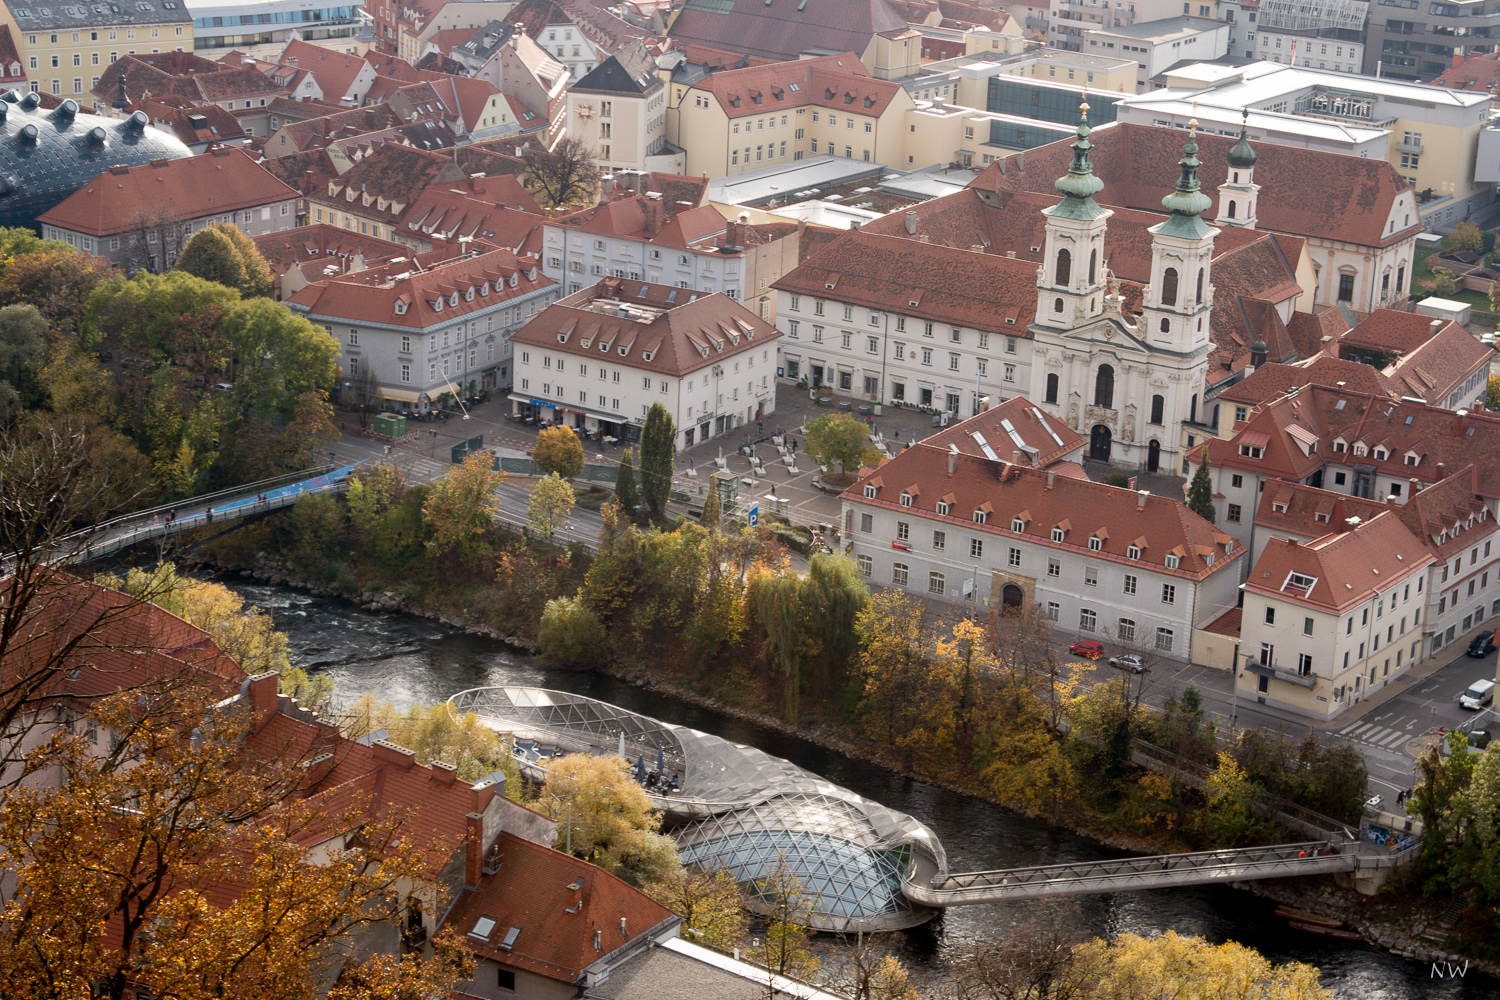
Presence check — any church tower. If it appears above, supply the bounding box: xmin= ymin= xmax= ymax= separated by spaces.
xmin=1215 ymin=109 xmax=1259 ymax=230
xmin=1034 ymin=96 xmax=1111 ymax=332
xmin=1144 ymin=121 xmax=1216 ymax=355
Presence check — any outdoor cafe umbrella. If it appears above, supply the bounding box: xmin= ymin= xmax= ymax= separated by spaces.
xmin=635 ymin=755 xmax=646 ymax=782
xmin=656 ymin=744 xmax=664 ymax=774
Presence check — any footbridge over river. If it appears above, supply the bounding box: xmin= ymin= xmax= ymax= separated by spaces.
xmin=451 ymin=686 xmax=1412 ymax=932
xmin=30 ymin=463 xmax=366 ymax=566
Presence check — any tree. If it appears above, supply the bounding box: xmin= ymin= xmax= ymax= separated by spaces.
xmin=83 ymin=270 xmax=239 ymax=356
xmin=542 ymin=754 xmax=680 ymax=886
xmin=751 ymin=861 xmax=819 ymax=983
xmin=422 ymin=449 xmax=507 ymax=561
xmin=0 ymin=303 xmax=48 ymax=423
xmin=1186 ymin=456 xmax=1215 ymax=523
xmin=532 ymin=424 xmax=584 ymax=479
xmin=700 ymin=484 xmax=722 ymax=529
xmin=177 ymin=223 xmax=273 ymax=298
xmin=1426 ymin=268 xmax=1458 ymax=297
xmin=949 ymin=901 xmax=1092 ymax=1000
xmin=0 ymin=247 xmax=118 ymax=335
xmin=615 ymin=446 xmax=641 ymax=515
xmin=639 ymin=402 xmax=676 ymax=519
xmin=804 ymin=412 xmax=868 ymax=480
xmin=342 ymin=695 xmax=522 ymax=788
xmin=642 ymin=868 xmax=746 ymax=952
xmin=537 ymin=596 xmax=609 ymax=668
xmin=40 ymin=336 xmax=116 ymax=421
xmin=521 ymin=135 xmax=601 ymax=209
xmin=1069 ymin=931 xmax=1331 ymax=1000
xmin=1449 ymin=221 xmax=1484 ymax=254
xmin=527 ymin=471 xmax=576 ymax=539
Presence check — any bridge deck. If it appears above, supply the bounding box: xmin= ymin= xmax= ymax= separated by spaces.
xmin=903 ymin=841 xmax=1362 ymax=905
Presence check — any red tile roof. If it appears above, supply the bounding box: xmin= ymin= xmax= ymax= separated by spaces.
xmin=0 ymin=26 xmax=27 ymax=82
xmin=553 ymin=198 xmax=728 ymax=249
xmin=510 ymin=278 xmax=781 ymax=377
xmin=847 ymin=436 xmax=1242 ymax=581
xmin=1216 ymin=354 xmax=1398 ymax=407
xmin=444 ymin=832 xmax=676 ymax=984
xmin=94 ymin=51 xmax=289 ymax=107
xmin=37 ymin=148 xmax=298 ymax=237
xmin=316 ymin=144 xmax=466 ymax=226
xmin=668 ymin=0 xmax=908 ymax=63
xmin=687 ymin=52 xmax=904 ymax=119
xmin=253 ymin=223 xmax=408 ymax=278
xmin=256 ymin=148 xmax=338 ymax=195
xmin=398 ymin=173 xmax=545 ymax=254
xmin=1339 ymin=309 xmax=1456 ymax=357
xmin=288 ymin=243 xmax=554 ymax=330
xmin=1430 ymin=50 xmax=1500 ymax=91
xmin=774 ymin=229 xmax=1048 ymax=330
xmin=1255 ymin=479 xmax=1390 ymax=540
xmin=920 ymin=395 xmax=1086 ymax=468
xmin=1244 ymin=510 xmax=1432 ymax=614
xmin=1286 ymin=305 xmax=1350 ymax=357
xmin=273 ymin=39 xmax=371 ymax=102
xmin=1382 ymin=321 xmax=1495 ymax=406
xmin=968 ymin=122 xmax=1420 ymax=250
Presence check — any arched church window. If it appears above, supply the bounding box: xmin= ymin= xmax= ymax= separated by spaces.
xmin=1160 ymin=318 xmax=1170 ymax=333
xmin=1161 ymin=267 xmax=1178 ymax=307
xmin=1045 ymin=372 xmax=1059 ymax=404
xmin=1233 ymin=171 xmax=1239 ymax=183
xmin=1196 ymin=269 xmax=1204 ymax=305
xmin=1227 ymin=200 xmax=1237 ymax=218
xmin=1150 ymin=394 xmax=1164 ymax=424
xmin=1056 ymin=248 xmax=1071 ymax=286
xmin=1088 ymin=248 xmax=1097 ymax=284
xmin=1094 ymin=364 xmax=1114 ymax=410
xmin=1189 ymin=393 xmax=1198 ymax=423
xmin=1053 ymin=297 xmax=1064 ymax=313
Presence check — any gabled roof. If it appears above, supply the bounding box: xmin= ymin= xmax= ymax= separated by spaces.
xmin=93 ymin=52 xmax=287 ymax=106
xmin=553 ymin=196 xmax=726 ymax=247
xmin=1255 ymin=479 xmax=1390 ymax=540
xmin=252 ymin=223 xmax=408 ymax=277
xmin=130 ymin=99 xmax=247 ymax=147
xmin=398 ymin=174 xmax=545 ymax=255
xmin=846 ymin=438 xmax=1242 ymax=581
xmin=686 ymin=52 xmax=903 ymax=119
xmin=572 ymin=39 xmax=662 ymax=96
xmin=1381 ymin=320 xmax=1495 ymax=405
xmin=920 ymin=396 xmax=1087 ymax=468
xmin=1389 ymin=464 xmax=1496 ymax=558
xmin=1217 ymin=354 xmax=1398 ymax=408
xmin=37 ymin=148 xmax=297 ymax=237
xmin=443 ymin=832 xmax=676 ymax=985
xmin=968 ymin=123 xmax=1420 ymax=250
xmin=668 ymin=0 xmax=908 ymax=63
xmin=1287 ymin=305 xmax=1350 ymax=357
xmin=773 ymin=230 xmax=1049 ymax=331
xmin=506 ymin=0 xmax=653 ymax=51
xmin=509 ymin=279 xmax=782 ymax=377
xmin=316 ymin=144 xmax=464 ymax=224
xmin=1339 ymin=309 xmax=1456 ymax=357
xmin=0 ymin=25 xmax=25 ymax=81
xmin=270 ymin=105 xmax=404 ymax=152
xmin=272 ymin=39 xmax=372 ymax=101
xmin=1430 ymin=51 xmax=1500 ymax=92
xmin=1245 ymin=510 xmax=1432 ymax=614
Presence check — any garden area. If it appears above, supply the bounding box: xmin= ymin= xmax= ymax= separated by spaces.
xmin=1413 ymin=222 xmax=1500 ymax=325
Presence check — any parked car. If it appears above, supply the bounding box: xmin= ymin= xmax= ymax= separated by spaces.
xmin=1069 ymin=639 xmax=1105 ymax=660
xmin=1461 ymin=678 xmax=1495 ymax=710
xmin=1468 ymin=631 xmax=1496 ymax=657
xmin=1109 ymin=654 xmax=1146 ymax=673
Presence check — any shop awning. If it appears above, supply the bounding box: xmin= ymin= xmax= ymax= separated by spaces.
xmin=376 ymin=388 xmax=427 ymax=403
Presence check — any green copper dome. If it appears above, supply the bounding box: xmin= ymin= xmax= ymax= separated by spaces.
xmin=1050 ymin=101 xmax=1107 ymax=222
xmin=1228 ymin=110 xmax=1257 ymax=169
xmin=1155 ymin=126 xmax=1213 ymax=240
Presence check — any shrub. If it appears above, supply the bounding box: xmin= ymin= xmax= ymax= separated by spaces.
xmin=769 ymin=523 xmax=813 ymax=554
xmin=537 ymin=596 xmax=609 ymax=668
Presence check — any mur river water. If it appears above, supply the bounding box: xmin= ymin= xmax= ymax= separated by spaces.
xmin=225 ymin=579 xmax=1499 ymax=999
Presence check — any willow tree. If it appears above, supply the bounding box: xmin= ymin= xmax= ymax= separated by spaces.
xmin=749 ymin=555 xmax=869 ymax=722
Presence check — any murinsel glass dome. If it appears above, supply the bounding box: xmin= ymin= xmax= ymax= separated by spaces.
xmin=0 ymin=90 xmax=192 ymax=230
xmin=448 ymin=686 xmax=948 ymax=932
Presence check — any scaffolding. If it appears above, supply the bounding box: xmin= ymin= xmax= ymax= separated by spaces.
xmin=1257 ymin=0 xmax=1367 ymax=33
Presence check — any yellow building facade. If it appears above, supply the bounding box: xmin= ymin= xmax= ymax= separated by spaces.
xmin=0 ymin=3 xmax=192 ymax=100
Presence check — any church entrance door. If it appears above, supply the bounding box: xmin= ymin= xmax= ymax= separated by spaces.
xmin=1090 ymin=425 xmax=1112 ymax=463
xmin=1147 ymin=439 xmax=1161 ymax=473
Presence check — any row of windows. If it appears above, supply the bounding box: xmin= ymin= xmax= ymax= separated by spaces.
xmin=1052 ymin=601 xmax=1175 ymax=650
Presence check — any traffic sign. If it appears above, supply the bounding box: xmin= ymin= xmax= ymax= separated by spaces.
xmin=747 ymin=506 xmax=759 ymax=527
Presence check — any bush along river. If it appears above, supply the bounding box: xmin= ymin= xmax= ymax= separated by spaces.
xmin=225 ymin=580 xmax=1499 ymax=999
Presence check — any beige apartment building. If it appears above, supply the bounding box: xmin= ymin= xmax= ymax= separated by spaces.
xmin=668 ymin=53 xmax=914 ymax=180
xmin=0 ymin=0 xmax=191 ymax=98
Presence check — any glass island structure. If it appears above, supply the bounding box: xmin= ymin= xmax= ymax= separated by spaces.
xmin=448 ymin=686 xmax=948 ymax=932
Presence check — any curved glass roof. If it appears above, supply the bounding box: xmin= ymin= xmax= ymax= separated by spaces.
xmin=0 ymin=91 xmax=192 ymax=230
xmin=449 ymin=686 xmax=947 ymax=931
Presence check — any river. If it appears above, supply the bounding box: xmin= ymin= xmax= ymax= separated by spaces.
xmin=227 ymin=580 xmax=1498 ymax=999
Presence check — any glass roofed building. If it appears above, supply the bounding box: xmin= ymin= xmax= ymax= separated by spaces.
xmin=448 ymin=686 xmax=948 ymax=932
xmin=0 ymin=89 xmax=192 ymax=229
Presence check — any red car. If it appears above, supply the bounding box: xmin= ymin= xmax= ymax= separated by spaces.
xmin=1069 ymin=639 xmax=1105 ymax=660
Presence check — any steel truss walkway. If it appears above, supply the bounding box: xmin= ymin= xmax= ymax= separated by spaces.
xmin=45 ymin=462 xmax=366 ymax=565
xmin=902 ymin=839 xmax=1415 ymax=906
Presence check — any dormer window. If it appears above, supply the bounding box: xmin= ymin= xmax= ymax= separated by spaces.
xmin=432 ymin=299 xmax=443 ymax=312
xmin=973 ymin=510 xmax=988 ymax=525
xmin=448 ymin=293 xmax=459 ymax=306
xmin=557 ymin=333 xmax=568 ymax=343
xmin=465 ymin=287 xmax=475 ymax=301
xmin=642 ymin=352 xmax=653 ymax=362
xmin=1238 ymin=445 xmax=1263 ymax=459
xmin=394 ymin=299 xmax=407 ymax=315
xmin=618 ymin=346 xmax=628 ymax=356
xmin=1051 ymin=527 xmax=1065 ymax=542
xmin=935 ymin=501 xmax=950 ymax=515
xmin=481 ymin=282 xmax=490 ymax=295
xmin=1353 ymin=443 xmax=1368 ymax=457
xmin=1165 ymin=554 xmax=1180 ymax=570
xmin=599 ymin=342 xmax=610 ymax=352
xmin=1333 ymin=439 xmax=1347 ymax=453
xmin=1126 ymin=544 xmax=1140 ymax=560
xmin=863 ymin=485 xmax=877 ymax=499
xmin=1374 ymin=447 xmax=1388 ymax=461
xmin=1011 ymin=517 xmax=1025 ymax=532
xmin=1404 ymin=452 xmax=1419 ymax=466
xmin=1087 ymin=535 xmax=1102 ymax=552
xmin=899 ymin=492 xmax=913 ymax=507
xmin=510 ymin=273 xmax=519 ymax=288
xmin=1272 ymin=501 xmax=1287 ymax=513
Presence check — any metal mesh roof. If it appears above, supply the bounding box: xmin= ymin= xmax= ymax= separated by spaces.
xmin=449 ymin=686 xmax=946 ymax=931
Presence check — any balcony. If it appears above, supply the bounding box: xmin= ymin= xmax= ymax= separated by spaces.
xmin=1244 ymin=655 xmax=1317 ymax=689
xmin=1395 ymin=138 xmax=1424 ymax=154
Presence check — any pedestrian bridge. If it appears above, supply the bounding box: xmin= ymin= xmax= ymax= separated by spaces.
xmin=900 ymin=840 xmax=1410 ymax=906
xmin=49 ymin=462 xmax=365 ymax=565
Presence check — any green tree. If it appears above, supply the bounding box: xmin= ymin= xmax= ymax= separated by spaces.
xmin=639 ymin=402 xmax=676 ymax=519
xmin=0 ymin=303 xmax=48 ymax=423
xmin=532 ymin=424 xmax=584 ymax=479
xmin=700 ymin=483 xmax=722 ymax=529
xmin=218 ymin=298 xmax=339 ymax=425
xmin=537 ymin=596 xmax=609 ymax=668
xmin=1186 ymin=455 xmax=1215 ymax=523
xmin=753 ymin=861 xmax=819 ymax=983
xmin=1069 ymin=931 xmax=1331 ymax=1000
xmin=643 ymin=868 xmax=746 ymax=952
xmin=527 ymin=472 xmax=576 ymax=540
xmin=0 ymin=247 xmax=117 ymax=335
xmin=0 ymin=226 xmax=69 ymax=270
xmin=615 ymin=446 xmax=641 ymax=514
xmin=83 ymin=270 xmax=239 ymax=355
xmin=177 ymin=223 xmax=273 ymax=298
xmin=40 ymin=337 xmax=116 ymax=421
xmin=805 ymin=412 xmax=868 ymax=478
xmin=342 ymin=695 xmax=522 ymax=788
xmin=422 ymin=450 xmax=506 ymax=561
xmin=542 ymin=754 xmax=679 ymax=886
xmin=1448 ymin=221 xmax=1484 ymax=254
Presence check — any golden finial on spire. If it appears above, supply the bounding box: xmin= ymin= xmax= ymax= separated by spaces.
xmin=1079 ymin=86 xmax=1089 ymax=122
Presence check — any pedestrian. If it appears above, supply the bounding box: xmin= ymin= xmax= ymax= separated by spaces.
xmin=1396 ymin=789 xmax=1405 ymax=806
xmin=205 ymin=507 xmax=213 ymax=524
xmin=757 ymin=419 xmax=763 ymax=434
xmin=1160 ymin=857 xmax=1169 ymax=871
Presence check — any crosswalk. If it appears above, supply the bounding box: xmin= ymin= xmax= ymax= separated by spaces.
xmin=1338 ymin=720 xmax=1417 ymax=749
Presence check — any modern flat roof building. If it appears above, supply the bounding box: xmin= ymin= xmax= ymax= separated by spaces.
xmin=186 ymin=0 xmax=362 ymax=50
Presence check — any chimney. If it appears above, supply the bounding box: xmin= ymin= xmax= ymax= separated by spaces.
xmin=1410 ymin=476 xmax=1422 ymax=494
xmin=431 ymin=760 xmax=458 ymax=785
xmin=1137 ymin=489 xmax=1149 ymax=509
xmin=849 ymin=219 xmax=861 ymax=231
xmin=1011 ymin=450 xmax=1023 ymax=465
xmin=465 ymin=812 xmax=484 ymax=886
xmin=430 ymin=233 xmax=447 ymax=253
xmin=797 ymin=217 xmax=807 ymax=241
xmin=644 ymin=197 xmax=663 ymax=236
xmin=1454 ymin=50 xmax=1465 ymax=70
xmin=248 ymin=671 xmax=278 ymax=729
xmin=598 ymin=173 xmax=614 ymax=204
xmin=1431 ymin=319 xmax=1443 ymax=335
xmin=370 ymin=739 xmax=417 ymax=769
xmin=1046 ymin=468 xmax=1057 ymax=488
xmin=947 ymin=448 xmax=958 ymax=473
xmin=1006 ymin=250 xmax=1016 ymax=259
xmin=904 ymin=210 xmax=918 ymax=236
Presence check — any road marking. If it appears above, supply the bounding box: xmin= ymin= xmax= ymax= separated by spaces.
xmin=1375 ymin=712 xmax=1392 ymax=722
xmin=1379 ymin=730 xmax=1408 ymax=747
xmin=1338 ymin=722 xmax=1362 ymax=735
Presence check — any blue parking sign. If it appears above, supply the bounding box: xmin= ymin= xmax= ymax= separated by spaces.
xmin=747 ymin=506 xmax=759 ymax=527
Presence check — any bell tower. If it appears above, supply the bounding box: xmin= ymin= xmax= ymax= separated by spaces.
xmin=1216 ymin=109 xmax=1260 ymax=230
xmin=1034 ymin=95 xmax=1111 ymax=332
xmin=1144 ymin=120 xmax=1216 ymax=354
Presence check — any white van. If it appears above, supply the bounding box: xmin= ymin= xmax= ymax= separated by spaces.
xmin=1461 ymin=679 xmax=1496 ymax=710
